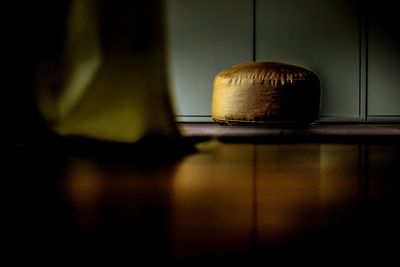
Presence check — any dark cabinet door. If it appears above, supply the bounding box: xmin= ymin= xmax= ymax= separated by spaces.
xmin=256 ymin=0 xmax=361 ymax=121
xmin=166 ymin=0 xmax=253 ymax=121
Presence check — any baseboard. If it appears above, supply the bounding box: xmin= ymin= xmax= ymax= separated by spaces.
xmin=367 ymin=116 xmax=400 ymax=123
xmin=175 ymin=115 xmax=400 ymax=123
xmin=175 ymin=116 xmax=213 ymax=122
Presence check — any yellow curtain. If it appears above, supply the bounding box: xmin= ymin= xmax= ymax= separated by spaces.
xmin=35 ymin=0 xmax=179 ymax=143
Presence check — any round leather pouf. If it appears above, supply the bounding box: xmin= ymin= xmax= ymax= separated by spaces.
xmin=212 ymin=62 xmax=321 ymax=125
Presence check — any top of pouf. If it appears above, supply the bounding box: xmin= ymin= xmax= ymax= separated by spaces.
xmin=216 ymin=61 xmax=317 ymax=87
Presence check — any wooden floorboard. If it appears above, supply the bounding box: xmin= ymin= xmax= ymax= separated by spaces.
xmin=6 ymin=129 xmax=400 ymax=265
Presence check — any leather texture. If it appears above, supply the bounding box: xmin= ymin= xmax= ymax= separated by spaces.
xmin=212 ymin=62 xmax=321 ymax=125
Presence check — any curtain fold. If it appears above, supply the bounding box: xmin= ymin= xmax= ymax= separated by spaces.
xmin=35 ymin=0 xmax=179 ymax=143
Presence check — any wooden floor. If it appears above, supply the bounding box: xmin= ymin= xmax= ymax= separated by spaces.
xmin=7 ymin=124 xmax=400 ymax=266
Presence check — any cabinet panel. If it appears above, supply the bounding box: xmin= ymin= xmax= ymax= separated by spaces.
xmin=367 ymin=1 xmax=400 ymax=118
xmin=166 ymin=0 xmax=253 ymax=117
xmin=256 ymin=0 xmax=360 ymax=118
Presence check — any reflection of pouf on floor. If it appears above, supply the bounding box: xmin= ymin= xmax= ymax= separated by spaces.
xmin=212 ymin=62 xmax=321 ymax=125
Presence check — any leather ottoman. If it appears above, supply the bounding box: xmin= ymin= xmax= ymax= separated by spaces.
xmin=212 ymin=62 xmax=321 ymax=125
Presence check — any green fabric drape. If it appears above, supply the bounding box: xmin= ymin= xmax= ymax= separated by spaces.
xmin=35 ymin=0 xmax=179 ymax=143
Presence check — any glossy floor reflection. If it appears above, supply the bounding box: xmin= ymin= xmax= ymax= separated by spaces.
xmin=8 ymin=140 xmax=400 ymax=265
